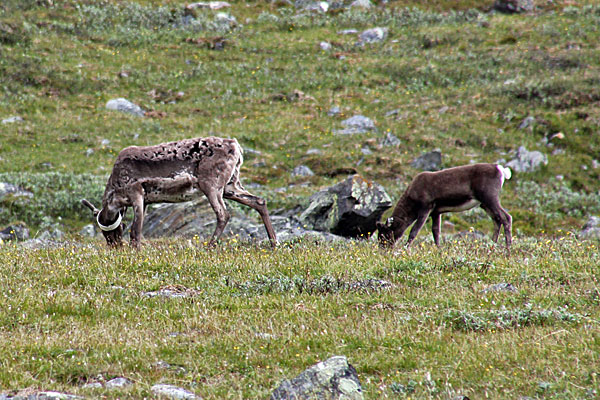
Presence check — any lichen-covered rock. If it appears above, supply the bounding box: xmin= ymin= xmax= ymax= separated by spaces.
xmin=0 ymin=222 xmax=29 ymax=241
xmin=151 ymin=384 xmax=200 ymax=400
xmin=292 ymin=165 xmax=315 ymax=177
xmin=579 ymin=216 xmax=600 ymax=240
xmin=2 ymin=392 xmax=84 ymax=400
xmin=1 ymin=116 xmax=24 ymax=124
xmin=493 ymin=0 xmax=534 ymax=13
xmin=105 ymin=377 xmax=133 ymax=389
xmin=335 ymin=115 xmax=376 ymax=135
xmin=142 ymin=198 xmax=264 ymax=241
xmin=505 ymin=146 xmax=547 ymax=173
xmin=299 ymin=175 xmax=391 ymax=238
xmin=359 ymin=27 xmax=388 ymax=44
xmin=411 ymin=150 xmax=442 ymax=171
xmin=271 ymin=355 xmax=363 ymax=400
xmin=142 ymin=198 xmax=342 ymax=243
xmin=0 ymin=182 xmax=33 ymax=201
xmin=105 ymin=98 xmax=145 ymax=117
xmin=481 ymin=283 xmax=517 ymax=293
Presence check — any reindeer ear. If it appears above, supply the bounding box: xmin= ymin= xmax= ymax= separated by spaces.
xmin=386 ymin=217 xmax=394 ymax=227
xmin=81 ymin=199 xmax=100 ymax=217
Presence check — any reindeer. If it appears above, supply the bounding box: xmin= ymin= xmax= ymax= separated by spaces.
xmin=82 ymin=136 xmax=277 ymax=248
xmin=377 ymin=163 xmax=512 ymax=249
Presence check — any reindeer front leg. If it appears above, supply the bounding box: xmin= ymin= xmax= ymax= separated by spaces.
xmin=129 ymin=184 xmax=145 ymax=249
xmin=430 ymin=212 xmax=442 ymax=246
xmin=204 ymin=189 xmax=230 ymax=246
xmin=406 ymin=208 xmax=431 ymax=247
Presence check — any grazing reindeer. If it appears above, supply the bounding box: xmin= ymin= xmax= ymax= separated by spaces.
xmin=377 ymin=163 xmax=512 ymax=249
xmin=82 ymin=136 xmax=277 ymax=248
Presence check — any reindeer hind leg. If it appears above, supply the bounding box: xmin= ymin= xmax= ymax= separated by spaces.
xmin=481 ymin=202 xmax=512 ymax=249
xmin=224 ymin=179 xmax=277 ymax=246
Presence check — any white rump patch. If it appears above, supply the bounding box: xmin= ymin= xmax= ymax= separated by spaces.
xmin=497 ymin=164 xmax=512 ymax=187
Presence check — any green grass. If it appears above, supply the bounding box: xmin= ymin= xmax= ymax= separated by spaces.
xmin=0 ymin=237 xmax=599 ymax=398
xmin=1 ymin=0 xmax=600 ymax=398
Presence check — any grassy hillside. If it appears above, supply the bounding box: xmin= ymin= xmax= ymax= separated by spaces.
xmin=1 ymin=1 xmax=600 ymax=399
xmin=1 ymin=0 xmax=600 ymax=235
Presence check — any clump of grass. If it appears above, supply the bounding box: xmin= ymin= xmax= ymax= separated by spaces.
xmin=228 ymin=274 xmax=391 ymax=296
xmin=444 ymin=306 xmax=586 ymax=332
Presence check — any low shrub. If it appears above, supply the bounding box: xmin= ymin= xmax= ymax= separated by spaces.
xmin=0 ymin=172 xmax=105 ymax=229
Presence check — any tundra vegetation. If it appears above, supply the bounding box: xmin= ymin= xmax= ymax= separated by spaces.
xmin=1 ymin=0 xmax=600 ymax=399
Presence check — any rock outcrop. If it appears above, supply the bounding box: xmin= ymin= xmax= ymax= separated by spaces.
xmin=271 ymin=356 xmax=363 ymax=400
xmin=299 ymin=175 xmax=391 ymax=238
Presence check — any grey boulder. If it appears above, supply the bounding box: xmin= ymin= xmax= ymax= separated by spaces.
xmin=299 ymin=174 xmax=391 ymax=238
xmin=271 ymin=355 xmax=363 ymax=400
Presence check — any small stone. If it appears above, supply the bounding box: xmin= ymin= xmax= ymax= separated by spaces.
xmin=105 ymin=377 xmax=133 ymax=389
xmin=106 ymin=98 xmax=145 ymax=117
xmin=481 ymin=283 xmax=517 ymax=293
xmin=320 ymin=41 xmax=332 ymax=51
xmin=494 ymin=0 xmax=534 ymax=13
xmin=214 ymin=12 xmax=237 ymax=27
xmin=80 ymin=224 xmax=96 ymax=238
xmin=359 ymin=27 xmax=388 ymax=44
xmin=335 ymin=115 xmax=376 ymax=135
xmin=82 ymin=382 xmax=104 ymax=389
xmin=186 ymin=1 xmax=231 ymax=10
xmin=411 ymin=150 xmax=442 ymax=171
xmin=350 ymin=0 xmax=372 ymax=8
xmin=292 ymin=165 xmax=315 ymax=177
xmin=505 ymin=146 xmax=547 ymax=173
xmin=327 ymin=106 xmax=341 ymax=116
xmin=518 ymin=116 xmax=535 ymax=130
xmin=0 ymin=222 xmax=29 ymax=241
xmin=151 ymin=384 xmax=199 ymax=400
xmin=295 ymin=0 xmax=328 ymax=12
xmin=34 ymin=392 xmax=84 ymax=400
xmin=380 ymin=132 xmax=401 ymax=147
xmin=580 ymin=216 xmax=600 ymax=239
xmin=1 ymin=116 xmax=24 ymax=124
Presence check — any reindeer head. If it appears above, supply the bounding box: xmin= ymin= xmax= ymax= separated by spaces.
xmin=81 ymin=199 xmax=124 ymax=247
xmin=376 ymin=217 xmax=396 ymax=248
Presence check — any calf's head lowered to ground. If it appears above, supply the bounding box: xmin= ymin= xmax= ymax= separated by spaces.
xmin=377 ymin=163 xmax=512 ymax=249
xmin=82 ymin=136 xmax=277 ymax=248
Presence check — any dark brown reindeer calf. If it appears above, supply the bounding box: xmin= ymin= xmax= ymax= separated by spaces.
xmin=82 ymin=136 xmax=277 ymax=248
xmin=377 ymin=163 xmax=512 ymax=249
